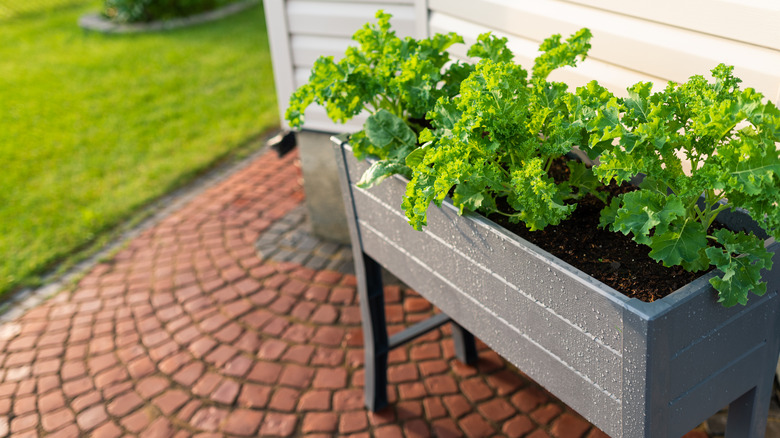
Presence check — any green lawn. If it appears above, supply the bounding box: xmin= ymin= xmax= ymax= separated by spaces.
xmin=0 ymin=1 xmax=279 ymax=298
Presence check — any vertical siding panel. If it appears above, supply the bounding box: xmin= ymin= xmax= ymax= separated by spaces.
xmin=263 ymin=0 xmax=296 ymax=130
xmin=414 ymin=0 xmax=428 ymax=38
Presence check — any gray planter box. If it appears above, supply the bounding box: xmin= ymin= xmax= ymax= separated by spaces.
xmin=332 ymin=137 xmax=780 ymax=437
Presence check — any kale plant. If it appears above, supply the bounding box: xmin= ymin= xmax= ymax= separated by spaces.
xmin=286 ymin=11 xmax=472 ymax=188
xmin=401 ymin=29 xmax=602 ymax=231
xmin=582 ymin=65 xmax=780 ymax=306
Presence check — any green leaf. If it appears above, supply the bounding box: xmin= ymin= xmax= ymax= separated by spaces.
xmin=348 ymin=130 xmax=382 ymax=160
xmin=624 ymin=82 xmax=653 ymax=123
xmin=441 ymin=62 xmax=475 ymax=98
xmin=453 ymin=180 xmax=487 ymax=214
xmin=655 ymin=197 xmax=686 ymax=234
xmin=610 ymin=190 xmax=686 ymax=245
xmin=509 ymin=158 xmax=576 ymax=231
xmin=284 ymin=9 xmax=471 ymax=167
xmin=727 ymin=150 xmax=780 ymax=196
xmin=705 ymin=229 xmax=773 ymax=306
xmin=613 ymin=191 xmax=663 ymax=244
xmin=403 ymin=174 xmax=436 ymax=231
xmin=568 ymin=81 xmax=622 ymax=159
xmin=648 ymin=219 xmax=707 ymax=267
xmin=427 ymin=99 xmax=461 ymax=131
xmin=356 ymin=160 xmax=409 ymax=189
xmin=365 ymin=109 xmax=417 ymax=149
xmin=466 ymin=33 xmax=514 ymax=63
xmin=637 ymin=175 xmax=668 ymax=194
xmin=594 ymin=145 xmax=642 ymax=186
xmin=405 ymin=146 xmax=428 ymax=168
xmin=599 ymin=197 xmax=621 ymax=229
xmin=566 ymin=161 xmax=606 ymax=202
xmin=532 ymin=28 xmax=592 ymax=81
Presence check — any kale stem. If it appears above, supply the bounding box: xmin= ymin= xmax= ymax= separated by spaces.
xmin=491 ymin=209 xmax=523 ymax=220
xmin=705 ymin=202 xmax=732 ymax=229
xmin=377 ymin=95 xmax=400 ymax=117
xmin=407 ymin=121 xmax=425 ymax=133
xmin=718 ymin=122 xmax=738 ymax=142
xmin=491 ymin=90 xmax=503 ymax=113
xmin=544 ymin=155 xmax=553 ymax=173
xmin=686 ymin=193 xmax=701 ymax=211
xmin=697 ymin=189 xmax=730 ymax=230
xmin=664 ymin=180 xmax=679 ymax=197
xmin=395 ymin=99 xmax=404 ymax=119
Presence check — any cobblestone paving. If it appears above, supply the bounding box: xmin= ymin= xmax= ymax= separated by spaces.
xmin=255 ymin=206 xmax=354 ymax=274
xmin=0 ymin=148 xmax=734 ymax=437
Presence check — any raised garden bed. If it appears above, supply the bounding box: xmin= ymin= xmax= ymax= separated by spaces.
xmin=333 ymin=138 xmax=780 ymax=437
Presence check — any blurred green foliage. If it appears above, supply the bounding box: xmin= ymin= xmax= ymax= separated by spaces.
xmin=103 ymin=0 xmax=239 ymax=22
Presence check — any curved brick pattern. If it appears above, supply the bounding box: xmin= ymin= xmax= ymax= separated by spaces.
xmin=0 ymin=148 xmax=733 ymax=437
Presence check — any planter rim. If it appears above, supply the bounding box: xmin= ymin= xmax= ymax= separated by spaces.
xmin=332 ymin=135 xmax=779 ymax=320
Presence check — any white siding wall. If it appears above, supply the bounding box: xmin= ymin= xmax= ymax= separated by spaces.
xmin=264 ymin=0 xmax=420 ymax=133
xmin=427 ymin=0 xmax=780 ymax=103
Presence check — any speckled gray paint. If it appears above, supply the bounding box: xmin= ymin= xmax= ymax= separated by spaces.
xmin=333 ymin=138 xmax=780 ymax=437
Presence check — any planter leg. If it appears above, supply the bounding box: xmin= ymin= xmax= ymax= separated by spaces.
xmin=725 ymin=375 xmax=773 ymax=437
xmin=356 ymin=253 xmax=389 ymax=412
xmin=451 ymin=322 xmax=478 ymax=365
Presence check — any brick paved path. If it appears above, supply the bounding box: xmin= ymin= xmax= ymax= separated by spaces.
xmin=0 ymin=148 xmax=714 ymax=437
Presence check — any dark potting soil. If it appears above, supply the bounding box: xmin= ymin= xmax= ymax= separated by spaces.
xmin=488 ymin=161 xmax=710 ymax=303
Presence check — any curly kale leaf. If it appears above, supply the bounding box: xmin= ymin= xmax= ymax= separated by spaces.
xmin=467 ymin=33 xmax=515 ymax=63
xmin=508 ymin=157 xmax=575 ymax=230
xmin=608 ymin=190 xmax=685 ymax=245
xmin=533 ymin=28 xmax=592 ymax=81
xmin=565 ymin=81 xmax=624 ymax=160
xmin=387 ymin=32 xmax=465 ymax=120
xmin=347 ymin=130 xmax=382 ymax=161
xmin=357 ymin=160 xmax=411 ymax=189
xmin=564 ymin=160 xmax=608 ymax=204
xmin=286 ymin=11 xmax=395 ymax=128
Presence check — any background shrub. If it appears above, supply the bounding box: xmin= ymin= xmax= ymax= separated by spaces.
xmin=103 ymin=0 xmax=237 ymax=23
